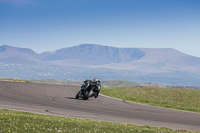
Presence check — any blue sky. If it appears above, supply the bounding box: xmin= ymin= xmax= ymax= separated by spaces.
xmin=0 ymin=0 xmax=200 ymax=57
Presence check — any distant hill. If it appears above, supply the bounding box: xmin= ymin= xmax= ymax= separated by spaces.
xmin=29 ymin=79 xmax=166 ymax=88
xmin=0 ymin=45 xmax=40 ymax=63
xmin=102 ymin=80 xmax=166 ymax=88
xmin=41 ymin=44 xmax=145 ymax=66
xmin=1 ymin=44 xmax=200 ymax=85
xmin=1 ymin=44 xmax=200 ymax=71
xmin=92 ymin=47 xmax=200 ymax=73
xmin=28 ymin=79 xmax=200 ymax=89
xmin=31 ymin=79 xmax=83 ymax=86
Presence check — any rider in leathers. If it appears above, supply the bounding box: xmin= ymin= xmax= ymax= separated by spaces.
xmin=80 ymin=78 xmax=101 ymax=98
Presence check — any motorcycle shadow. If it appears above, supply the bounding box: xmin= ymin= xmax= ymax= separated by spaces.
xmin=65 ymin=97 xmax=76 ymax=99
xmin=65 ymin=97 xmax=93 ymax=100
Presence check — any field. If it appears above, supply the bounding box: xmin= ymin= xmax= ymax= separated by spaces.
xmin=101 ymin=87 xmax=200 ymax=113
xmin=0 ymin=78 xmax=200 ymax=132
xmin=0 ymin=78 xmax=33 ymax=83
xmin=0 ymin=109 xmax=192 ymax=133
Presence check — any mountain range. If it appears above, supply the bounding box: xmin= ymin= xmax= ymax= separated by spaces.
xmin=0 ymin=44 xmax=200 ymax=85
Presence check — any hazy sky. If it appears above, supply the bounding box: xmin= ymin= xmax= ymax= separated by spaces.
xmin=1 ymin=0 xmax=200 ymax=57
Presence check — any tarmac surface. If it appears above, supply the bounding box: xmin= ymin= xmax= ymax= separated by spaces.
xmin=0 ymin=81 xmax=200 ymax=131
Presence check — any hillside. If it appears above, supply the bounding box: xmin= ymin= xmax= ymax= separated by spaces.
xmin=31 ymin=79 xmax=82 ymax=86
xmin=102 ymin=80 xmax=166 ymax=88
xmin=92 ymin=47 xmax=200 ymax=73
xmin=1 ymin=44 xmax=200 ymax=70
xmin=0 ymin=45 xmax=40 ymax=63
xmin=41 ymin=44 xmax=145 ymax=66
xmin=1 ymin=44 xmax=200 ymax=85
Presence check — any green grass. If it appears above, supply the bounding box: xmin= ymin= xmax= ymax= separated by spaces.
xmin=0 ymin=78 xmax=34 ymax=83
xmin=0 ymin=109 xmax=193 ymax=133
xmin=101 ymin=87 xmax=200 ymax=113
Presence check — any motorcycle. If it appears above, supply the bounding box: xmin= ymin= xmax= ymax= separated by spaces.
xmin=75 ymin=80 xmax=100 ymax=100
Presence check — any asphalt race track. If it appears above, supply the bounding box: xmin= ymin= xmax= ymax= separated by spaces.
xmin=0 ymin=81 xmax=200 ymax=131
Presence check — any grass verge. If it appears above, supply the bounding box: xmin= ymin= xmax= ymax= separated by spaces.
xmin=0 ymin=109 xmax=192 ymax=133
xmin=0 ymin=78 xmax=34 ymax=83
xmin=101 ymin=87 xmax=200 ymax=113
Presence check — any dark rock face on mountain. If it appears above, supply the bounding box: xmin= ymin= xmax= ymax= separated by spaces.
xmin=1 ymin=44 xmax=200 ymax=85
xmin=41 ymin=44 xmax=145 ymax=65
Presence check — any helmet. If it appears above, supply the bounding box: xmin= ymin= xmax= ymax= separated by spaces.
xmin=94 ymin=78 xmax=98 ymax=81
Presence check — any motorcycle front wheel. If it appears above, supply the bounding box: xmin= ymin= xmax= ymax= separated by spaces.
xmin=75 ymin=91 xmax=80 ymax=99
xmin=83 ymin=90 xmax=90 ymax=100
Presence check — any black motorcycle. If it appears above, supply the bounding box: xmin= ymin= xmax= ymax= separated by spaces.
xmin=75 ymin=80 xmax=100 ymax=100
